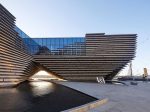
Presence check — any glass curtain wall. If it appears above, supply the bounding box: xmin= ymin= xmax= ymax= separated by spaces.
xmin=15 ymin=26 xmax=86 ymax=56
xmin=33 ymin=38 xmax=86 ymax=56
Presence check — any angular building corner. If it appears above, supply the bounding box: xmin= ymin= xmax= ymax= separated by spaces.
xmin=0 ymin=4 xmax=42 ymax=87
xmin=0 ymin=4 xmax=137 ymax=87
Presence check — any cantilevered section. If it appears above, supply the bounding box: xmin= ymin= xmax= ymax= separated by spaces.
xmin=85 ymin=33 xmax=136 ymax=80
xmin=0 ymin=3 xmax=137 ymax=86
xmin=33 ymin=33 xmax=136 ymax=81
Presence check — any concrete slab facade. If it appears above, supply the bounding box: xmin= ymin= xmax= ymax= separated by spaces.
xmin=0 ymin=4 xmax=136 ymax=85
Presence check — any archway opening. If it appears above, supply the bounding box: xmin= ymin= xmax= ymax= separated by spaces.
xmin=30 ymin=70 xmax=64 ymax=81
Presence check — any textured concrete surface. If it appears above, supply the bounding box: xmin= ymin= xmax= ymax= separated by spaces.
xmin=58 ymin=81 xmax=150 ymax=112
xmin=63 ymin=99 xmax=108 ymax=112
xmin=0 ymin=82 xmax=19 ymax=88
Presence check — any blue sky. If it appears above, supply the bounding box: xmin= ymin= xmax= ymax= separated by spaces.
xmin=1 ymin=0 xmax=150 ymax=76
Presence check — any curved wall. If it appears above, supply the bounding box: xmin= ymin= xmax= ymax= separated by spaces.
xmin=0 ymin=4 xmax=137 ymax=84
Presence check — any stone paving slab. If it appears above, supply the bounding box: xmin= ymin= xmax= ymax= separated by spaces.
xmin=58 ymin=81 xmax=150 ymax=112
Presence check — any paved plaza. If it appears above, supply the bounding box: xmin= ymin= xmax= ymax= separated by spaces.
xmin=58 ymin=81 xmax=150 ymax=112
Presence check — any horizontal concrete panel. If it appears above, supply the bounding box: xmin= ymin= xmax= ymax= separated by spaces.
xmin=0 ymin=4 xmax=137 ymax=83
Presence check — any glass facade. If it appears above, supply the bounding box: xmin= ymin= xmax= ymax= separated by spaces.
xmin=15 ymin=26 xmax=86 ymax=56
xmin=33 ymin=38 xmax=85 ymax=55
xmin=15 ymin=26 xmax=40 ymax=54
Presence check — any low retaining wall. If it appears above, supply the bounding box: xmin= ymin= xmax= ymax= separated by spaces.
xmin=62 ymin=98 xmax=108 ymax=112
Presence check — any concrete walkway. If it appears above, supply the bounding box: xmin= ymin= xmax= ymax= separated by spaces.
xmin=58 ymin=81 xmax=150 ymax=112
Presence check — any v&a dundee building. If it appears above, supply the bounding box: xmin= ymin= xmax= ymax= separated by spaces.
xmin=0 ymin=4 xmax=136 ymax=86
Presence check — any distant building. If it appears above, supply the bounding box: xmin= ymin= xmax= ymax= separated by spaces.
xmin=0 ymin=4 xmax=137 ymax=86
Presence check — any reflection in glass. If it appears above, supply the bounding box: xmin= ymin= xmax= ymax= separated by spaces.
xmin=32 ymin=38 xmax=86 ymax=56
xmin=15 ymin=26 xmax=86 ymax=56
